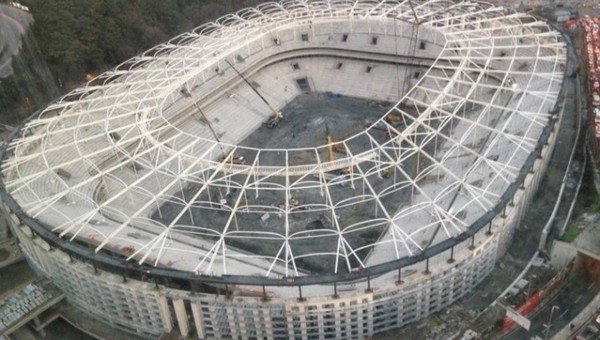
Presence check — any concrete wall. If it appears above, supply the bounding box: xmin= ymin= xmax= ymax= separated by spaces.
xmin=0 ymin=238 xmax=23 ymax=269
xmin=163 ymin=18 xmax=445 ymax=116
xmin=159 ymin=233 xmax=497 ymax=339
xmin=550 ymin=240 xmax=578 ymax=269
xmin=0 ymin=214 xmax=7 ymax=241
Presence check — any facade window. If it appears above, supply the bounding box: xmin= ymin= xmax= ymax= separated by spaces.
xmin=371 ymin=36 xmax=378 ymax=45
xmin=301 ymin=33 xmax=309 ymax=41
xmin=292 ymin=63 xmax=300 ymax=70
xmin=342 ymin=33 xmax=348 ymax=42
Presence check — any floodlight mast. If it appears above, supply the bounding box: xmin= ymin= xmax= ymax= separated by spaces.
xmin=224 ymin=59 xmax=283 ymax=127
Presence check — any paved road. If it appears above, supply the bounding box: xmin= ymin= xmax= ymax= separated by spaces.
xmin=0 ymin=4 xmax=32 ymax=78
xmin=574 ymin=314 xmax=600 ymax=340
xmin=509 ymin=268 xmax=600 ymax=339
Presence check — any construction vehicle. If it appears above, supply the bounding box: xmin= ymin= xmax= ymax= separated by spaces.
xmin=367 ymin=120 xmax=400 ymax=138
xmin=526 ymin=5 xmax=538 ymax=13
xmin=218 ymin=154 xmax=245 ymax=165
xmin=225 ymin=60 xmax=283 ymax=128
xmin=265 ymin=112 xmax=282 ymax=128
xmin=332 ymin=133 xmax=349 ymax=155
xmin=325 ymin=125 xmax=349 ymax=160
xmin=384 ymin=112 xmax=405 ymax=125
xmin=381 ymin=166 xmax=394 ymax=178
xmin=333 ymin=143 xmax=348 ymax=155
xmin=325 ymin=123 xmax=351 ymax=175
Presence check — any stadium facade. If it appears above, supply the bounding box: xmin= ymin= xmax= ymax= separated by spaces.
xmin=0 ymin=1 xmax=567 ymax=338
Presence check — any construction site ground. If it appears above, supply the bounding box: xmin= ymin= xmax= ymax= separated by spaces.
xmin=153 ymin=92 xmax=415 ymax=274
xmin=241 ymin=92 xmax=393 ymax=150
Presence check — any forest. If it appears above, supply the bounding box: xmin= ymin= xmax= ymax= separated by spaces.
xmin=0 ymin=0 xmax=265 ymax=124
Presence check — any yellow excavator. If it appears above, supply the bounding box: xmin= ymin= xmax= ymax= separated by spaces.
xmin=325 ymin=123 xmax=351 ymax=174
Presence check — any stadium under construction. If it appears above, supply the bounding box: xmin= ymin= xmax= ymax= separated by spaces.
xmin=0 ymin=0 xmax=567 ymax=338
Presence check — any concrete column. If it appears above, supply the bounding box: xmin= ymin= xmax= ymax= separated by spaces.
xmin=286 ymin=310 xmax=295 ymax=339
xmin=357 ymin=306 xmax=364 ymax=336
xmin=366 ymin=302 xmax=373 ymax=337
xmin=33 ymin=316 xmax=47 ymax=337
xmin=300 ymin=307 xmax=308 ymax=340
xmin=191 ymin=301 xmax=206 ymax=339
xmin=345 ymin=306 xmax=353 ymax=337
xmin=265 ymin=311 xmax=274 ymax=340
xmin=256 ymin=310 xmax=268 ymax=339
xmin=335 ymin=311 xmax=342 ymax=339
xmin=157 ymin=295 xmax=174 ymax=332
xmin=227 ymin=307 xmax=240 ymax=339
xmin=317 ymin=307 xmax=324 ymax=339
xmin=173 ymin=298 xmax=190 ymax=337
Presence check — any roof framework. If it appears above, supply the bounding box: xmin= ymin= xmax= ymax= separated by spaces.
xmin=1 ymin=0 xmax=565 ymax=278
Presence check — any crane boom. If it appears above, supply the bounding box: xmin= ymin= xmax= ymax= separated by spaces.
xmin=407 ymin=0 xmax=420 ymax=26
xmin=224 ymin=60 xmax=282 ymax=126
